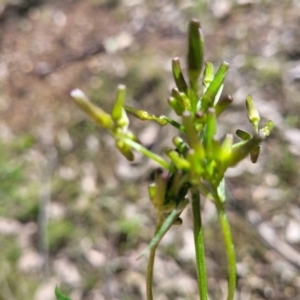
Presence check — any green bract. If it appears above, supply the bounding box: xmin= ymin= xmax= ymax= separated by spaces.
xmin=70 ymin=19 xmax=274 ymax=300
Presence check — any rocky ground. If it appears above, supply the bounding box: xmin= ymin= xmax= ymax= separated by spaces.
xmin=0 ymin=0 xmax=300 ymax=299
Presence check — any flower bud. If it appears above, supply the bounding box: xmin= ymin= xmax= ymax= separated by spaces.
xmin=203 ymin=62 xmax=214 ymax=91
xmin=164 ymin=147 xmax=190 ymax=171
xmin=148 ymin=183 xmax=157 ymax=201
xmin=260 ymin=120 xmax=274 ymax=137
xmin=71 ymin=89 xmax=112 ymax=129
xmin=187 ymin=19 xmax=204 ymax=88
xmin=172 ymin=57 xmax=188 ymax=94
xmin=172 ymin=136 xmax=189 ymax=155
xmin=115 ymin=139 xmax=134 ymax=161
xmin=111 ymin=85 xmax=126 ymax=125
xmin=201 ymin=61 xmax=229 ymax=111
xmin=168 ymin=96 xmax=184 ymax=116
xmin=215 ymin=95 xmax=233 ymax=116
xmin=246 ymin=95 xmax=260 ymax=132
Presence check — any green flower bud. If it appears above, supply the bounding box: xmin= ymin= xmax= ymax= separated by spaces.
xmin=115 ymin=139 xmax=134 ymax=161
xmin=201 ymin=61 xmax=229 ymax=111
xmin=70 ymin=89 xmax=112 ymax=129
xmin=236 ymin=129 xmax=252 ymax=141
xmin=203 ymin=62 xmax=214 ymax=91
xmin=215 ymin=95 xmax=233 ymax=116
xmin=171 ymin=88 xmax=191 ymax=111
xmin=148 ymin=183 xmax=157 ymax=201
xmin=187 ymin=19 xmax=204 ymax=88
xmin=172 ymin=136 xmax=189 ymax=155
xmin=260 ymin=120 xmax=274 ymax=137
xmin=111 ymin=84 xmax=126 ymax=124
xmin=164 ymin=147 xmax=191 ymax=171
xmin=250 ymin=146 xmax=260 ymax=163
xmin=125 ymin=106 xmax=168 ymax=126
xmin=172 ymin=57 xmax=188 ymax=94
xmin=168 ymin=96 xmax=184 ymax=116
xmin=125 ymin=106 xmax=151 ymax=121
xmin=246 ymin=95 xmax=260 ymax=132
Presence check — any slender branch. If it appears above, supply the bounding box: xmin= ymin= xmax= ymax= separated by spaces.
xmin=215 ymin=200 xmax=236 ymax=300
xmin=164 ymin=117 xmax=185 ymax=132
xmin=191 ymin=187 xmax=208 ymax=300
xmin=123 ymin=138 xmax=172 ymax=171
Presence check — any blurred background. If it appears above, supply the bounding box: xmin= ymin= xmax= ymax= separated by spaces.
xmin=0 ymin=0 xmax=300 ymax=299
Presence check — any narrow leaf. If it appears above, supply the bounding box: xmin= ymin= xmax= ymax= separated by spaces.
xmin=55 ymin=287 xmax=72 ymax=300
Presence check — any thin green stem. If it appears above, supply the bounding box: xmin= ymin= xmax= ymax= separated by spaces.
xmin=216 ymin=201 xmax=236 ymax=300
xmin=146 ymin=216 xmax=164 ymax=300
xmin=164 ymin=117 xmax=185 ymax=132
xmin=191 ymin=187 xmax=208 ymax=300
xmin=123 ymin=138 xmax=172 ymax=171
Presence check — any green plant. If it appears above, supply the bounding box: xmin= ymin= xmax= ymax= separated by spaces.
xmin=59 ymin=19 xmax=274 ymax=300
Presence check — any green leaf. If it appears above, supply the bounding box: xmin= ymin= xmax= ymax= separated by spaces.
xmin=55 ymin=287 xmax=72 ymax=300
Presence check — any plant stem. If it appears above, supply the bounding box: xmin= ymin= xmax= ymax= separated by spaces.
xmin=146 ymin=245 xmax=157 ymax=300
xmin=146 ymin=216 xmax=164 ymax=300
xmin=216 ymin=201 xmax=236 ymax=300
xmin=191 ymin=187 xmax=208 ymax=300
xmin=123 ymin=138 xmax=172 ymax=171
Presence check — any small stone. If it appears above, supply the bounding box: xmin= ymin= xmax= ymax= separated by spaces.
xmin=18 ymin=249 xmax=43 ymax=272
xmin=286 ymin=219 xmax=300 ymax=244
